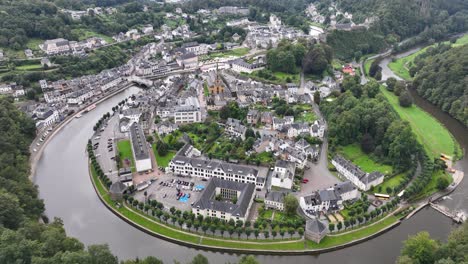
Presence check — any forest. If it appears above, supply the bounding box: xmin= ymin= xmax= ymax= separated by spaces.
xmin=323 ymin=0 xmax=468 ymax=59
xmin=410 ymin=44 xmax=468 ymax=127
xmin=397 ymin=222 xmax=468 ymax=264
xmin=321 ymin=77 xmax=419 ymax=172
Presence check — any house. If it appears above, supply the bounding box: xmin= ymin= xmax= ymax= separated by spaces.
xmin=261 ymin=112 xmax=273 ymax=128
xmin=246 ymin=109 xmax=260 ymax=125
xmin=273 ymin=116 xmax=294 ymax=130
xmin=264 ymin=191 xmax=287 ymax=211
xmin=342 ymin=64 xmax=355 ymax=76
xmin=206 ymin=71 xmax=225 ymax=95
xmin=300 ymin=181 xmax=360 ymax=216
xmin=192 ymin=178 xmax=255 ymax=222
xmin=331 ymin=155 xmax=385 ymax=191
xmin=24 ymin=49 xmax=33 ymax=58
xmin=66 ymin=89 xmax=94 ymax=105
xmin=33 ymin=107 xmax=60 ymax=131
xmin=310 ymin=120 xmax=325 ymax=139
xmin=155 ymin=121 xmax=178 ymax=136
xmin=225 ymin=118 xmax=247 ymax=139
xmin=142 ymin=24 xmax=154 ymax=35
xmin=270 ymin=160 xmax=296 ymax=190
xmin=129 ymin=122 xmax=152 ymax=172
xmin=41 ymin=58 xmax=52 ymax=68
xmin=305 ymin=218 xmax=328 ymax=243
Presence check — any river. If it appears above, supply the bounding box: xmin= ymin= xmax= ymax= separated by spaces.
xmin=34 ymin=85 xmax=464 ymax=263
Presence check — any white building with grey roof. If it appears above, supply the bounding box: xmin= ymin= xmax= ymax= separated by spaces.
xmin=332 ymin=155 xmax=384 ymax=191
xmin=192 ymin=177 xmax=255 ymax=222
xmin=270 ymin=160 xmax=296 ymax=190
xmin=129 ymin=122 xmax=152 ymax=172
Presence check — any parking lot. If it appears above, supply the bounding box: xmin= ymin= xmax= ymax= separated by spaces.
xmin=134 ymin=173 xmax=209 ymax=211
xmin=92 ymin=113 xmax=126 ymax=182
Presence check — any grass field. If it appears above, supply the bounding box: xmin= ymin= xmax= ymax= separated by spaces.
xmin=296 ymin=112 xmax=316 ymax=123
xmin=273 ymin=71 xmax=300 ymax=84
xmin=339 ymin=144 xmax=393 ymax=174
xmin=117 ymin=140 xmax=136 ymax=172
xmin=388 ymin=34 xmax=468 ymax=81
xmin=205 ymin=48 xmax=249 ymax=60
xmin=71 ymin=28 xmax=114 ymax=43
xmin=16 ymin=64 xmax=43 ymax=70
xmin=379 ymin=86 xmax=459 ymax=158
xmin=307 ymin=216 xmax=399 ymax=249
xmin=364 ymin=59 xmax=374 ymax=76
xmin=152 ymin=144 xmax=175 ymax=168
xmin=377 ymin=173 xmax=406 ymax=194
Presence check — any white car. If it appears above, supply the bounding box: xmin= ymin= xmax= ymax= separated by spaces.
xmin=33 ymin=149 xmax=37 ymax=152
xmin=36 ymin=142 xmax=40 ymax=146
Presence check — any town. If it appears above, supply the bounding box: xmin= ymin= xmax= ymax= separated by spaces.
xmin=1 ymin=0 xmax=466 ymax=262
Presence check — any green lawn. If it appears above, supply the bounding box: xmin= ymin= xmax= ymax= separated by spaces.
xmin=296 ymin=112 xmax=316 ymax=123
xmin=205 ymin=48 xmax=249 ymax=60
xmin=71 ymin=28 xmax=114 ymax=43
xmin=203 ymin=82 xmax=209 ymax=97
xmin=307 ymin=216 xmax=399 ymax=249
xmin=377 ymin=173 xmax=406 ymax=194
xmin=339 ymin=144 xmax=393 ymax=174
xmin=262 ymin=209 xmax=274 ymax=219
xmin=117 ymin=140 xmax=136 ymax=172
xmin=379 ymin=86 xmax=459 ymax=158
xmin=273 ymin=71 xmax=300 ymax=84
xmin=26 ymin=38 xmax=44 ymax=51
xmin=364 ymin=59 xmax=374 ymax=76
xmin=152 ymin=144 xmax=175 ymax=168
xmin=16 ymin=64 xmax=43 ymax=70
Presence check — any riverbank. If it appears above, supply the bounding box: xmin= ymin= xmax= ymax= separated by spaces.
xmin=88 ymin=157 xmax=402 ymax=254
xmin=378 ymin=86 xmax=461 ymax=159
xmin=29 ymin=83 xmax=135 ymax=180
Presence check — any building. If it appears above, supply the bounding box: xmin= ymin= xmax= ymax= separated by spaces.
xmin=192 ymin=177 xmax=255 ymax=222
xmin=129 ymin=122 xmax=152 ymax=172
xmin=331 ymin=155 xmax=384 ymax=191
xmin=40 ymin=38 xmax=71 ymax=55
xmin=264 ymin=191 xmax=287 ymax=211
xmin=176 ymin=52 xmax=198 ymax=69
xmin=206 ymin=71 xmax=225 ymax=95
xmin=270 ymin=160 xmax=296 ymax=190
xmin=246 ymin=109 xmax=259 ymax=124
xmin=109 ymin=181 xmax=127 ymax=201
xmin=230 ymin=59 xmax=264 ymax=74
xmin=225 ymin=118 xmax=247 ymax=139
xmin=169 ymin=153 xmax=265 ymax=188
xmin=155 ymin=121 xmax=178 ymax=136
xmin=174 ymin=97 xmax=202 ymax=124
xmin=181 ymin=42 xmax=209 ymax=55
xmin=33 ymin=107 xmax=60 ymax=131
xmin=305 ymin=218 xmax=328 ymax=243
xmin=66 ymin=89 xmax=94 ymax=105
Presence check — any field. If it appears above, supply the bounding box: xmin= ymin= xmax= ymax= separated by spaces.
xmin=377 ymin=173 xmax=406 ymax=194
xmin=16 ymin=64 xmax=43 ymax=70
xmin=72 ymin=28 xmax=114 ymax=43
xmin=339 ymin=143 xmax=393 ymax=174
xmin=364 ymin=59 xmax=374 ymax=76
xmin=379 ymin=86 xmax=459 ymax=158
xmin=204 ymin=48 xmax=249 ymax=60
xmin=295 ymin=112 xmax=316 ymax=123
xmin=388 ymin=34 xmax=468 ymax=81
xmin=152 ymin=144 xmax=176 ymax=168
xmin=117 ymin=140 xmax=136 ymax=172
xmin=273 ymin=71 xmax=300 ymax=84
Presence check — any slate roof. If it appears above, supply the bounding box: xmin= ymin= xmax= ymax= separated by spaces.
xmin=129 ymin=122 xmax=150 ymax=161
xmin=265 ymin=191 xmax=287 ymax=203
xmin=171 ymin=155 xmax=259 ymax=177
xmin=306 ymin=218 xmax=327 ymax=234
xmin=109 ymin=181 xmax=127 ymax=194
xmin=192 ymin=178 xmax=255 ymax=218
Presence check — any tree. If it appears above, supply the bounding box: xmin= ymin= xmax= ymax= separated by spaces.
xmin=337 ymin=222 xmax=343 ymax=231
xmin=313 ymin=91 xmax=321 ymax=105
xmin=329 ymin=223 xmax=335 ymax=232
xmin=88 ymin=245 xmax=118 ymax=264
xmin=284 ymin=194 xmax=299 ymax=217
xmin=361 ymin=133 xmax=375 ymax=153
xmin=436 ymin=177 xmax=450 ymax=190
xmin=238 ymin=256 xmax=260 ymax=264
xmin=264 ymin=230 xmax=270 ymax=239
xmin=400 ymin=232 xmax=439 ymax=264
xmin=156 ymin=141 xmax=169 ymax=156
xmin=0 ymin=190 xmax=24 ymax=229
xmin=399 ymin=91 xmax=413 ymax=107
xmin=386 ymin=77 xmax=397 ymax=91
xmin=191 ymin=254 xmax=209 ymax=264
